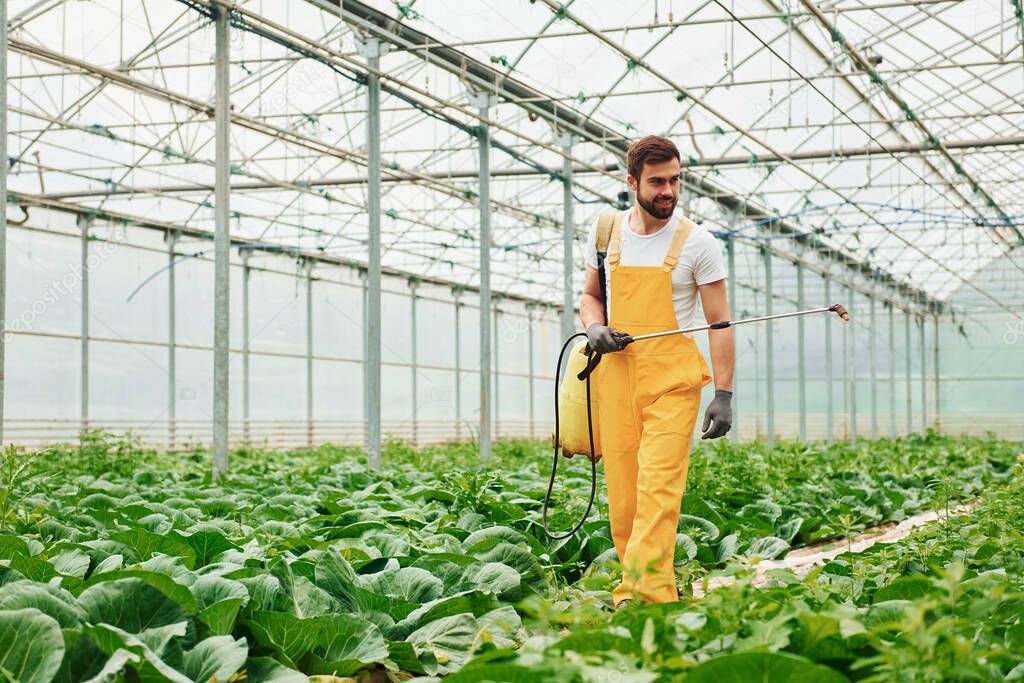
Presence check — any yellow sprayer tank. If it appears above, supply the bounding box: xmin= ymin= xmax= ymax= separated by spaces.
xmin=553 ymin=341 xmax=601 ymax=459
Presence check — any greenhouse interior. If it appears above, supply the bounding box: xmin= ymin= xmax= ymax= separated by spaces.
xmin=0 ymin=0 xmax=1023 ymax=681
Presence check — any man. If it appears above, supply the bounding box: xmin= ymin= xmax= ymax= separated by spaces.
xmin=580 ymin=135 xmax=735 ymax=606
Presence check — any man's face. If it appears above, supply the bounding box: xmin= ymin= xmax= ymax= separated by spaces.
xmin=628 ymin=158 xmax=681 ymax=220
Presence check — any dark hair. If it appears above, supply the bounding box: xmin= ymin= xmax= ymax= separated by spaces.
xmin=627 ymin=135 xmax=680 ymax=181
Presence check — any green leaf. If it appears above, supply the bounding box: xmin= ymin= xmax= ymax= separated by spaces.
xmin=192 ymin=575 xmax=249 ymax=636
xmin=313 ymin=545 xmax=358 ymax=597
xmin=675 ymin=534 xmax=698 ymax=563
xmin=463 ymin=525 xmax=543 ymax=554
xmin=77 ymin=578 xmax=190 ymax=633
xmin=358 ymin=566 xmax=444 ymax=604
xmin=83 ymin=570 xmax=197 ymax=613
xmin=678 ymin=514 xmax=720 ymax=543
xmin=298 ymin=614 xmax=389 ymax=676
xmin=169 ymin=529 xmax=238 ymax=568
xmin=407 ymin=613 xmax=479 ymax=675
xmin=0 ymin=580 xmax=86 ymax=628
xmin=244 ymin=656 xmax=309 ymax=683
xmin=246 ymin=611 xmax=319 ymax=666
xmin=110 ymin=529 xmax=196 ymax=566
xmin=0 ymin=608 xmax=65 ymax=683
xmin=715 ymin=535 xmax=739 ymax=563
xmin=684 ymin=652 xmax=847 ymax=683
xmin=776 ymin=517 xmax=804 ymax=543
xmin=458 ymin=562 xmax=521 ymax=599
xmin=873 ymin=575 xmax=931 ymax=602
xmin=49 ymin=548 xmax=91 ymax=578
xmin=83 ymin=622 xmax=192 ymax=683
xmin=181 ymin=636 xmax=248 ymax=683
xmin=747 ymin=536 xmax=790 ymax=560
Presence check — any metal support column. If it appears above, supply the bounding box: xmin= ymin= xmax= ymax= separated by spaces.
xmin=473 ymin=94 xmax=495 ymax=460
xmin=410 ymin=279 xmax=419 ymax=446
xmin=796 ymin=260 xmax=806 ymax=441
xmin=168 ymin=231 xmax=177 ymax=450
xmin=306 ymin=261 xmax=314 ymax=449
xmin=919 ymin=315 xmax=927 ymax=432
xmin=527 ymin=305 xmax=535 ymax=439
xmin=242 ymin=253 xmax=251 ymax=444
xmin=359 ymin=37 xmax=387 ymax=470
xmin=212 ymin=6 xmax=231 ymax=476
xmin=932 ymin=314 xmax=940 ymax=433
xmin=825 ymin=275 xmax=833 ymax=445
xmin=726 ymin=235 xmax=738 ymax=442
xmin=79 ymin=214 xmax=91 ymax=436
xmin=888 ymin=303 xmax=896 ymax=440
xmin=905 ymin=310 xmax=912 ymax=435
xmin=493 ymin=302 xmax=500 ymax=440
xmin=763 ymin=248 xmax=774 ymax=447
xmin=560 ymin=133 xmax=575 ymax=342
xmin=0 ymin=0 xmax=6 ymax=446
xmin=453 ymin=289 xmax=462 ymax=441
xmin=846 ymin=287 xmax=856 ymax=445
xmin=869 ymin=295 xmax=878 ymax=439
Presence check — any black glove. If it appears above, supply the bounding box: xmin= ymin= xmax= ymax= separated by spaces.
xmin=585 ymin=323 xmax=632 ymax=354
xmin=701 ymin=389 xmax=732 ymax=440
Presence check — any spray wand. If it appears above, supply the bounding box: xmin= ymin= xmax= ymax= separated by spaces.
xmin=544 ymin=303 xmax=850 ymax=540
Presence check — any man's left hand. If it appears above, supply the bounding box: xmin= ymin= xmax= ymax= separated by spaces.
xmin=701 ymin=390 xmax=733 ymax=439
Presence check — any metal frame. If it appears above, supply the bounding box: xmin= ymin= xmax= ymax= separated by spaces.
xmin=1 ymin=0 xmax=1018 ymax=456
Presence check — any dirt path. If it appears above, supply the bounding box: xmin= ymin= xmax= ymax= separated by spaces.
xmin=691 ymin=502 xmax=976 ymax=597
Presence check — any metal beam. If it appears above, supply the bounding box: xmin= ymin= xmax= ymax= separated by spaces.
xmin=168 ymin=231 xmax=177 ymax=450
xmin=796 ymin=260 xmax=806 ymax=441
xmin=79 ymin=214 xmax=91 ymax=437
xmin=0 ymin=0 xmax=6 ymax=447
xmin=361 ymin=37 xmax=384 ymax=470
xmin=410 ymin=279 xmax=419 ymax=446
xmin=561 ymin=133 xmax=575 ymax=342
xmin=919 ymin=316 xmax=927 ymax=432
xmin=212 ymin=6 xmax=231 ymax=477
xmin=764 ymin=248 xmax=774 ymax=448
xmin=679 ymin=135 xmax=1024 ymax=168
xmin=453 ymin=289 xmax=462 ymax=441
xmin=306 ymin=261 xmax=315 ymax=448
xmin=825 ymin=274 xmax=833 ymax=445
xmin=933 ymin=315 xmax=940 ymax=432
xmin=727 ymin=234 xmax=738 ymax=443
xmin=870 ymin=296 xmax=878 ymax=439
xmin=242 ymin=252 xmax=251 ymax=444
xmin=316 ymin=0 xmax=946 ymax=313
xmin=798 ymin=0 xmax=1019 ymax=245
xmin=475 ymin=96 xmax=494 ymax=461
xmin=905 ymin=310 xmax=912 ymax=435
xmin=848 ymin=287 xmax=857 ymax=446
xmin=888 ymin=302 xmax=896 ymax=440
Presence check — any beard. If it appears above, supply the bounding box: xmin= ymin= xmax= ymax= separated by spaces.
xmin=636 ymin=192 xmax=677 ymax=220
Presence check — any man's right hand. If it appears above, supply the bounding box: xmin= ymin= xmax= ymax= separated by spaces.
xmin=586 ymin=323 xmax=632 ymax=354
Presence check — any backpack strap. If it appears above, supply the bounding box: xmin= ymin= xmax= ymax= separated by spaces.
xmin=594 ymin=211 xmax=620 ymax=319
xmin=595 ymin=211 xmax=616 ymax=253
xmin=663 ymin=216 xmax=696 ymax=272
xmin=606 ymin=212 xmax=624 ymax=271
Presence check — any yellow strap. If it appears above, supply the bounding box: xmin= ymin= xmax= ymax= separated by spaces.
xmin=607 ymin=212 xmax=624 ymax=270
xmin=595 ymin=211 xmax=616 ymax=253
xmin=662 ymin=216 xmax=696 ymax=271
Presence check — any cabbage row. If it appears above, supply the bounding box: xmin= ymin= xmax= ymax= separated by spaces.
xmin=0 ymin=432 xmax=1018 ymax=681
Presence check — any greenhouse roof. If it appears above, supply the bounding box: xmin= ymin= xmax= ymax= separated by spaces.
xmin=7 ymin=0 xmax=1024 ymax=312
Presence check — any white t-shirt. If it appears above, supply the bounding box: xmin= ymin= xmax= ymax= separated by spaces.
xmin=584 ymin=208 xmax=726 ymax=332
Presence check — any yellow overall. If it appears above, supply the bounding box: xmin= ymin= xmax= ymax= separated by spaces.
xmin=597 ymin=214 xmax=711 ymax=604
